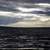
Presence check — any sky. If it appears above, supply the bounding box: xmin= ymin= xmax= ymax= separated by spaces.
xmin=0 ymin=0 xmax=50 ymax=26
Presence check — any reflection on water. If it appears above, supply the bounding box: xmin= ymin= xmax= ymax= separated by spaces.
xmin=0 ymin=0 xmax=50 ymax=27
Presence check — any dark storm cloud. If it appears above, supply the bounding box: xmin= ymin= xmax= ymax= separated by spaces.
xmin=0 ymin=0 xmax=50 ymax=3
xmin=4 ymin=0 xmax=50 ymax=3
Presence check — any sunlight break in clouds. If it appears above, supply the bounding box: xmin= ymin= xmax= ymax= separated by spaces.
xmin=17 ymin=7 xmax=46 ymax=12
xmin=0 ymin=11 xmax=46 ymax=18
xmin=34 ymin=3 xmax=50 ymax=8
